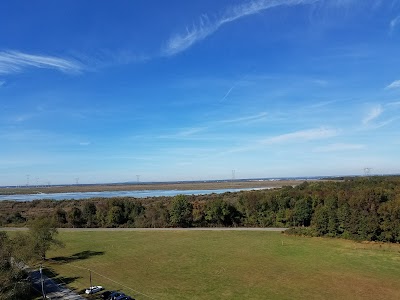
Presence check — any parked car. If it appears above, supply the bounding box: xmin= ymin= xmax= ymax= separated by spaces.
xmin=100 ymin=290 xmax=114 ymax=299
xmin=115 ymin=296 xmax=134 ymax=300
xmin=85 ymin=285 xmax=103 ymax=294
xmin=108 ymin=291 xmax=125 ymax=300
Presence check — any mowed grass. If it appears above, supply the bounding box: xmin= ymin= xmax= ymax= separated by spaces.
xmin=45 ymin=231 xmax=400 ymax=300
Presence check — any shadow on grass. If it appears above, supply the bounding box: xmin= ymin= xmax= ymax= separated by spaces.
xmin=51 ymin=250 xmax=105 ymax=264
xmin=38 ymin=267 xmax=82 ymax=293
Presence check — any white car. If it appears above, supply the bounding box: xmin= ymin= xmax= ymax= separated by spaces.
xmin=85 ymin=286 xmax=103 ymax=294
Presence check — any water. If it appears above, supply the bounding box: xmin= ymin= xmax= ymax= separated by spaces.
xmin=0 ymin=187 xmax=269 ymax=202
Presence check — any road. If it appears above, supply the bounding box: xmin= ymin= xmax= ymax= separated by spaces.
xmin=1 ymin=227 xmax=287 ymax=232
xmin=30 ymin=269 xmax=85 ymax=300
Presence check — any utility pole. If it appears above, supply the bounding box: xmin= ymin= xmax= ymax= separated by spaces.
xmin=40 ymin=264 xmax=46 ymax=300
xmin=89 ymin=270 xmax=92 ymax=291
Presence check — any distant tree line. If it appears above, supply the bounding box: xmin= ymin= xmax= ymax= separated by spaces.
xmin=1 ymin=176 xmax=400 ymax=242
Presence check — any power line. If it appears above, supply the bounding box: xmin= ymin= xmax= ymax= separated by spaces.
xmin=46 ymin=259 xmax=157 ymax=300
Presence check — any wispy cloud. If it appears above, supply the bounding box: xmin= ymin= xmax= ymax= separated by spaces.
xmin=361 ymin=104 xmax=399 ymax=129
xmin=390 ymin=15 xmax=400 ymax=34
xmin=362 ymin=105 xmax=383 ymax=125
xmin=309 ymin=99 xmax=337 ymax=109
xmin=220 ymin=86 xmax=235 ymax=102
xmin=385 ymin=79 xmax=400 ymax=89
xmin=0 ymin=80 xmax=5 ymax=87
xmin=387 ymin=101 xmax=400 ymax=106
xmin=0 ymin=50 xmax=82 ymax=75
xmin=158 ymin=126 xmax=208 ymax=139
xmin=262 ymin=127 xmax=338 ymax=144
xmin=163 ymin=0 xmax=318 ymax=56
xmin=313 ymin=143 xmax=365 ymax=152
xmin=219 ymin=112 xmax=267 ymax=124
xmin=216 ymin=127 xmax=339 ymax=155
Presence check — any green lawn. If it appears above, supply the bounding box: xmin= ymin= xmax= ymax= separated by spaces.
xmin=45 ymin=231 xmax=400 ymax=300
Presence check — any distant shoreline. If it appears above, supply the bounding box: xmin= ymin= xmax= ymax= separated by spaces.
xmin=0 ymin=179 xmax=321 ymax=196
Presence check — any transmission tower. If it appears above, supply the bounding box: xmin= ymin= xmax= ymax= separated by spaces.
xmin=232 ymin=170 xmax=236 ymax=180
xmin=136 ymin=175 xmax=140 ymax=182
xmin=363 ymin=168 xmax=372 ymax=176
xmin=26 ymin=174 xmax=30 ymax=186
xmin=75 ymin=177 xmax=79 ymax=185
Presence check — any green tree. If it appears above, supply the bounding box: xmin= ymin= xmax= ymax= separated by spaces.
xmin=107 ymin=206 xmax=124 ymax=227
xmin=68 ymin=207 xmax=83 ymax=228
xmin=28 ymin=217 xmax=64 ymax=260
xmin=0 ymin=231 xmax=32 ymax=299
xmin=169 ymin=195 xmax=193 ymax=227
xmin=54 ymin=208 xmax=67 ymax=226
xmin=293 ymin=197 xmax=312 ymax=226
xmin=82 ymin=202 xmax=97 ymax=227
xmin=205 ymin=199 xmax=240 ymax=226
xmin=312 ymin=205 xmax=329 ymax=236
xmin=136 ymin=202 xmax=169 ymax=228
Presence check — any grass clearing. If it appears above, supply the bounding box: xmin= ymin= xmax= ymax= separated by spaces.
xmin=44 ymin=231 xmax=400 ymax=300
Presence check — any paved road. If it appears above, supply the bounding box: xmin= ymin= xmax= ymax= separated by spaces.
xmin=1 ymin=227 xmax=287 ymax=232
xmin=30 ymin=270 xmax=85 ymax=300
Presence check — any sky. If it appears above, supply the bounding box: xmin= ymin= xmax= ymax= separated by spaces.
xmin=1 ymin=0 xmax=400 ymax=186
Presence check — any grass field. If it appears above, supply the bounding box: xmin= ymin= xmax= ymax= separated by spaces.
xmin=44 ymin=231 xmax=400 ymax=300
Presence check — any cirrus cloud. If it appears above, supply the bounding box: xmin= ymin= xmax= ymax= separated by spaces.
xmin=0 ymin=50 xmax=83 ymax=75
xmin=385 ymin=79 xmax=400 ymax=90
xmin=163 ymin=0 xmax=319 ymax=56
xmin=262 ymin=127 xmax=338 ymax=144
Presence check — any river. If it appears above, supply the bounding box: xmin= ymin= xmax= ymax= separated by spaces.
xmin=0 ymin=187 xmax=268 ymax=201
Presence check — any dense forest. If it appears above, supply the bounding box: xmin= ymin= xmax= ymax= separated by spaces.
xmin=1 ymin=176 xmax=400 ymax=242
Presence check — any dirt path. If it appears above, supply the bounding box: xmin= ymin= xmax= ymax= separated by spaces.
xmin=1 ymin=227 xmax=287 ymax=232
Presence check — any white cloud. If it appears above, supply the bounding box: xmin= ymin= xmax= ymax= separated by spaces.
xmin=313 ymin=143 xmax=365 ymax=152
xmin=387 ymin=101 xmax=400 ymax=106
xmin=0 ymin=80 xmax=5 ymax=87
xmin=220 ymin=86 xmax=235 ymax=102
xmin=390 ymin=15 xmax=400 ymax=34
xmin=163 ymin=0 xmax=318 ymax=56
xmin=362 ymin=105 xmax=383 ymax=125
xmin=0 ymin=50 xmax=82 ymax=75
xmin=179 ymin=127 xmax=206 ymax=136
xmin=220 ymin=112 xmax=268 ymax=124
xmin=159 ymin=127 xmax=208 ymax=139
xmin=79 ymin=142 xmax=91 ymax=146
xmin=385 ymin=79 xmax=400 ymax=89
xmin=262 ymin=127 xmax=338 ymax=144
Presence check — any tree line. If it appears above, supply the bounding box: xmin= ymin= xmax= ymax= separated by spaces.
xmin=1 ymin=176 xmax=400 ymax=242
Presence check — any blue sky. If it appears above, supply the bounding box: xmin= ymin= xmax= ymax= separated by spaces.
xmin=1 ymin=0 xmax=400 ymax=185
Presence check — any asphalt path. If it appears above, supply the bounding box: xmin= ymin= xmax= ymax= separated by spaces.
xmin=31 ymin=269 xmax=85 ymax=300
xmin=1 ymin=227 xmax=287 ymax=232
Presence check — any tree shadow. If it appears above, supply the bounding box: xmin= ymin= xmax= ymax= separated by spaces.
xmin=32 ymin=267 xmax=82 ymax=294
xmin=50 ymin=250 xmax=105 ymax=264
